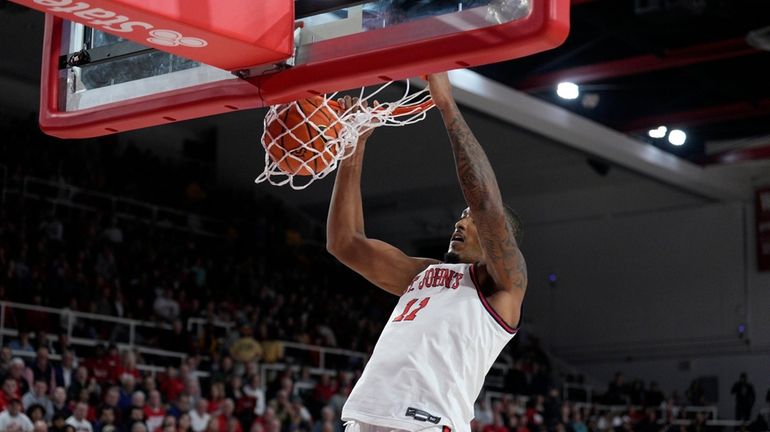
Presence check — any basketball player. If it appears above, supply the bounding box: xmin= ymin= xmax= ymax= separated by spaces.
xmin=326 ymin=72 xmax=527 ymax=432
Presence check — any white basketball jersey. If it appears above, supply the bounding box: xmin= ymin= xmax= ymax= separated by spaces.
xmin=341 ymin=263 xmax=517 ymax=432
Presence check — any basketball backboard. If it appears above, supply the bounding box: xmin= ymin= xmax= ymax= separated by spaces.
xmin=21 ymin=0 xmax=570 ymax=138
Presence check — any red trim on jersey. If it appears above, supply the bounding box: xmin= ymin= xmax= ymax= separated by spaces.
xmin=443 ymin=426 xmax=452 ymax=432
xmin=469 ymin=263 xmax=518 ymax=334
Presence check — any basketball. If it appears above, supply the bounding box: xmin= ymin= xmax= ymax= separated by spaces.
xmin=265 ymin=96 xmax=343 ymax=176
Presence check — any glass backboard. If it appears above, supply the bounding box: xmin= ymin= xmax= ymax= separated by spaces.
xmin=32 ymin=0 xmax=569 ymax=138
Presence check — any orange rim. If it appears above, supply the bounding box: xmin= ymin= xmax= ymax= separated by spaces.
xmin=325 ymin=99 xmax=434 ymax=117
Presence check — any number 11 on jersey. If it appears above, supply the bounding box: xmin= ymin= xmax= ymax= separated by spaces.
xmin=393 ymin=297 xmax=430 ymax=322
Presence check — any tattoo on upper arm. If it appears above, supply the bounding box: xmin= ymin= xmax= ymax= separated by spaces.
xmin=445 ymin=110 xmax=527 ymax=292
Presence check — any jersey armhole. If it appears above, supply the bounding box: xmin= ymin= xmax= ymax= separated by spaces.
xmin=469 ymin=263 xmax=519 ymax=334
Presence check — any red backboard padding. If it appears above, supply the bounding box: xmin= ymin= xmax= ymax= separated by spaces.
xmin=35 ymin=0 xmax=570 ymax=139
xmin=13 ymin=0 xmax=294 ymax=70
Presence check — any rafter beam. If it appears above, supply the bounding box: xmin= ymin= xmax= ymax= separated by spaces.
xmin=622 ymin=98 xmax=770 ymax=132
xmin=517 ymin=38 xmax=760 ymax=92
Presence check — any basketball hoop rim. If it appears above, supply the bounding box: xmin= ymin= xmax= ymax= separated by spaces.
xmin=325 ymin=98 xmax=435 ymax=117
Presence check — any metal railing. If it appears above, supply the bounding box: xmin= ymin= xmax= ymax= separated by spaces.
xmin=0 ymin=301 xmax=186 ymax=363
xmin=281 ymin=341 xmax=367 ymax=370
xmin=0 ymin=301 xmax=369 ymax=376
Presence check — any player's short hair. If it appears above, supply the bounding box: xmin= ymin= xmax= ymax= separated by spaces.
xmin=503 ymin=205 xmax=523 ymax=246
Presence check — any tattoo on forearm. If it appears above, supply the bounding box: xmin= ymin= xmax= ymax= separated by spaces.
xmin=445 ymin=108 xmax=527 ymax=291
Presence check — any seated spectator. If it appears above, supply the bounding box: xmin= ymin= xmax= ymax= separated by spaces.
xmin=190 ymin=399 xmax=211 ymax=432
xmin=50 ymin=413 xmax=70 ymax=432
xmin=127 ymin=406 xmax=147 ymax=428
xmin=9 ymin=357 xmax=31 ymax=396
xmin=143 ymin=390 xmax=166 ymax=432
xmin=312 ymin=406 xmax=340 ymax=432
xmin=216 ymin=399 xmax=242 ymax=432
xmin=159 ymin=368 xmax=186 ymax=404
xmin=54 ymin=351 xmax=77 ymax=390
xmin=154 ymin=288 xmax=180 ymax=323
xmin=33 ymin=419 xmax=49 ymax=432
xmin=131 ymin=422 xmax=149 ymax=432
xmin=311 ymin=375 xmax=335 ymax=407
xmin=178 ymin=413 xmax=193 ymax=432
xmin=0 ymin=376 xmax=21 ymax=411
xmin=93 ymin=406 xmax=117 ymax=432
xmin=26 ymin=403 xmax=47 ymax=424
xmin=24 ymin=348 xmax=55 ymax=391
xmin=0 ymin=398 xmax=34 ymax=432
xmin=51 ymin=387 xmax=72 ymax=419
xmin=117 ymin=351 xmax=141 ymax=385
xmin=119 ymin=377 xmax=140 ymax=412
xmin=103 ymin=346 xmax=122 ymax=384
xmin=22 ymin=379 xmax=54 ymax=421
xmin=9 ymin=330 xmax=35 ymax=353
xmin=67 ymin=367 xmax=92 ymax=404
xmin=98 ymin=386 xmax=120 ymax=421
xmin=166 ymin=395 xmax=191 ymax=419
xmin=0 ymin=346 xmax=13 ymax=376
xmin=242 ymin=375 xmax=265 ymax=417
xmin=66 ymin=402 xmax=94 ymax=432
xmin=83 ymin=347 xmax=110 ymax=385
xmin=209 ymin=383 xmax=226 ymax=416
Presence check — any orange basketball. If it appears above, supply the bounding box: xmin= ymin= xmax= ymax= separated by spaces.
xmin=265 ymin=97 xmax=342 ymax=176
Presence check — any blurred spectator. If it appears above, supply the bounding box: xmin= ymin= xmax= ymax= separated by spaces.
xmin=1 ymin=376 xmax=22 ymax=411
xmin=732 ymin=372 xmax=756 ymax=422
xmin=34 ymin=419 xmax=49 ymax=432
xmin=66 ymin=402 xmax=93 ymax=432
xmin=9 ymin=358 xmax=31 ymax=396
xmin=93 ymin=406 xmax=116 ymax=432
xmin=190 ymin=399 xmax=211 ymax=432
xmin=311 ymin=406 xmax=340 ymax=432
xmin=0 ymin=398 xmax=34 ymax=432
xmin=178 ymin=413 xmax=193 ymax=432
xmin=22 ymin=379 xmax=54 ymax=421
xmin=143 ymin=390 xmax=165 ymax=432
xmin=26 ymin=348 xmax=55 ymax=391
xmin=154 ymin=289 xmax=180 ymax=323
xmin=54 ymin=352 xmax=76 ymax=390
xmin=27 ymin=404 xmax=47 ymax=424
xmin=102 ymin=218 xmax=123 ymax=245
xmin=50 ymin=413 xmax=69 ymax=432
xmin=9 ymin=332 xmax=35 ymax=353
xmin=216 ymin=399 xmax=241 ymax=432
xmin=51 ymin=387 xmax=71 ymax=419
xmin=0 ymin=347 xmax=14 ymax=375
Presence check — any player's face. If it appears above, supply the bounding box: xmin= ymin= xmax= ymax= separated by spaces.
xmin=447 ymin=207 xmax=483 ymax=263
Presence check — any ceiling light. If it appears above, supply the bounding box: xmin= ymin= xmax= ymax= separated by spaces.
xmin=648 ymin=126 xmax=667 ymax=139
xmin=668 ymin=129 xmax=687 ymax=146
xmin=556 ymin=82 xmax=579 ymax=100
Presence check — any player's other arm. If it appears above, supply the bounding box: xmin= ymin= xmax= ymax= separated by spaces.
xmin=428 ymin=73 xmax=527 ymax=303
xmin=326 ymin=98 xmax=438 ymax=296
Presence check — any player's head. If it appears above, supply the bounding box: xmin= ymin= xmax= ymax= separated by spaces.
xmin=445 ymin=205 xmax=522 ymax=264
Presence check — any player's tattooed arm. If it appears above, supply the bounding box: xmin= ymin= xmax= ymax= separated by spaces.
xmin=428 ymin=73 xmax=527 ymax=294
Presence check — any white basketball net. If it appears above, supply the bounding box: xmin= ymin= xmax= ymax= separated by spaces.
xmin=256 ymin=79 xmax=434 ymax=189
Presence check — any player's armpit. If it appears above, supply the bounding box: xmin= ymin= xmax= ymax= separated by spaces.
xmin=328 ymin=235 xmax=438 ymax=296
